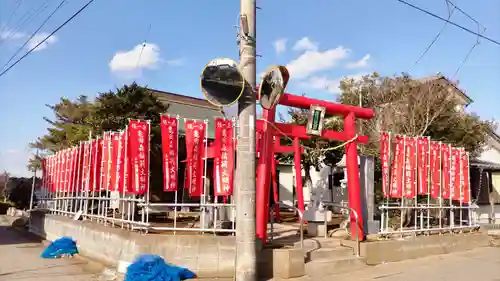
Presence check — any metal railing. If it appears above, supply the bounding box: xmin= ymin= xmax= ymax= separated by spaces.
xmin=133 ymin=202 xmax=237 ymax=234
xmin=269 ymin=202 xmax=304 ymax=250
xmin=378 ymin=203 xmax=479 ymax=236
xmin=321 ymin=202 xmax=360 ymax=257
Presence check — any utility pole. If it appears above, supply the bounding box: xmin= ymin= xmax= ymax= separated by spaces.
xmin=29 ymin=149 xmax=39 ymax=210
xmin=235 ymin=0 xmax=257 ymax=280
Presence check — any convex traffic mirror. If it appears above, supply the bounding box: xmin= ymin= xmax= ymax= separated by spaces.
xmin=200 ymin=58 xmax=245 ymax=107
xmin=258 ymin=65 xmax=289 ymax=110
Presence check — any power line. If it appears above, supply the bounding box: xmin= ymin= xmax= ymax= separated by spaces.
xmin=410 ymin=1 xmax=456 ymax=69
xmin=0 ymin=0 xmax=97 ymax=78
xmin=0 ymin=0 xmax=50 ymax=47
xmin=0 ymin=1 xmax=52 ymax=49
xmin=135 ymin=23 xmax=152 ymax=69
xmin=1 ymin=0 xmax=67 ymax=71
xmin=396 ymin=0 xmax=500 ymax=46
xmin=446 ymin=0 xmax=486 ymax=78
xmin=0 ymin=0 xmax=24 ymax=42
xmin=445 ymin=0 xmax=486 ymax=30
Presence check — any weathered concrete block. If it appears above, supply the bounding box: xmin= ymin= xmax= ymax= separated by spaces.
xmin=272 ymin=248 xmax=305 ymax=279
xmin=28 ymin=212 xmax=236 ymax=278
xmin=341 ymin=232 xmax=491 ymax=265
xmin=307 ymin=222 xmax=327 ymax=237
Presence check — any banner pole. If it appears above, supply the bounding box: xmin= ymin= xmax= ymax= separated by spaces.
xmin=146 ymin=120 xmax=151 ymax=232
xmin=400 ymin=135 xmax=407 ymax=236
xmin=426 ymin=137 xmax=431 ymax=232
xmin=174 ymin=116 xmax=180 ymax=234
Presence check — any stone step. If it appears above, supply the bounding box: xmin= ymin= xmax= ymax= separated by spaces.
xmin=292 ymin=238 xmax=342 ymax=250
xmin=305 ymin=256 xmax=367 ymax=277
xmin=306 ymin=247 xmax=356 ymax=261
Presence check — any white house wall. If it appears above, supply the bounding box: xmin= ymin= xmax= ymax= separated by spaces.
xmin=476 ymin=138 xmax=500 ymax=224
xmin=276 ymin=165 xmax=295 ymax=208
xmin=478 ymin=145 xmax=500 ymax=164
xmin=277 ymin=164 xmax=323 ymax=208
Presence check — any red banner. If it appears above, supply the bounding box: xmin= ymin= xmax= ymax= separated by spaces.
xmin=390 ymin=135 xmax=404 ymax=198
xmin=101 ymin=132 xmax=111 ymax=190
xmin=48 ymin=156 xmax=54 ymax=192
xmin=161 ymin=115 xmax=179 ymax=192
xmin=41 ymin=157 xmax=47 ymax=192
xmin=94 ymin=138 xmax=104 ymax=191
xmin=60 ymin=150 xmax=68 ymax=192
xmin=417 ymin=138 xmax=430 ymax=194
xmin=380 ymin=132 xmax=390 ymax=197
xmin=214 ymin=119 xmax=235 ymax=196
xmin=461 ymin=150 xmax=470 ymax=203
xmin=88 ymin=140 xmax=97 ymax=191
xmin=441 ymin=144 xmax=451 ymax=199
xmin=404 ymin=137 xmax=417 ymax=198
xmin=110 ymin=132 xmax=120 ymax=191
xmin=58 ymin=151 xmax=64 ymax=192
xmin=429 ymin=142 xmax=441 ymax=198
xmin=55 ymin=152 xmax=62 ymax=192
xmin=69 ymin=147 xmax=77 ymax=192
xmin=127 ymin=120 xmax=150 ymax=195
xmin=184 ymin=120 xmax=206 ymax=197
xmin=117 ymin=130 xmax=126 ymax=193
xmin=451 ymin=147 xmax=462 ymax=201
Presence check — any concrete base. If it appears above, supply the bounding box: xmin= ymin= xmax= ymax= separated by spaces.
xmin=341 ymin=232 xmax=491 ymax=265
xmin=365 ymin=220 xmax=380 ymax=235
xmin=28 ymin=211 xmax=235 ymax=278
xmin=273 ymin=248 xmax=305 ymax=279
xmin=307 ymin=222 xmax=327 ymax=237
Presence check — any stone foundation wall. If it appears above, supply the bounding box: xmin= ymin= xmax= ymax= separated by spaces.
xmin=29 ymin=211 xmax=236 ymax=278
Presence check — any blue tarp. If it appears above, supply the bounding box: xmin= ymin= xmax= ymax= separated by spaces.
xmin=125 ymin=254 xmax=196 ymax=281
xmin=40 ymin=237 xmax=79 ymax=259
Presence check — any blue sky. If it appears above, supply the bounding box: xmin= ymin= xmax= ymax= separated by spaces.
xmin=0 ymin=0 xmax=499 ymax=176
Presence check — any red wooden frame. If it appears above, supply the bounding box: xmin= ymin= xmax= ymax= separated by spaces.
xmin=255 ymin=92 xmax=374 ymax=244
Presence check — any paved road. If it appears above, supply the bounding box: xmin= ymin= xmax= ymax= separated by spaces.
xmin=0 ymin=216 xmax=105 ymax=281
xmin=1 ymin=215 xmax=500 ymax=281
xmin=314 ymin=245 xmax=500 ymax=281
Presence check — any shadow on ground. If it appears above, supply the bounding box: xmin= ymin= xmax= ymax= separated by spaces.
xmin=0 ymin=218 xmax=43 ymax=246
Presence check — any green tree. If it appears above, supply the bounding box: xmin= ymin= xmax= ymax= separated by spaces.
xmin=6 ymin=177 xmax=40 ymax=210
xmin=338 ymin=72 xmax=492 ymax=157
xmin=278 ymin=103 xmax=345 ymax=190
xmin=338 ymin=73 xmax=493 ymax=225
xmin=91 ymin=83 xmax=169 ymax=195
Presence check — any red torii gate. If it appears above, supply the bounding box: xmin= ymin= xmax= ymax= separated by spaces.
xmin=256 ymin=135 xmax=305 ymax=223
xmin=255 ymin=92 xmax=374 ymax=244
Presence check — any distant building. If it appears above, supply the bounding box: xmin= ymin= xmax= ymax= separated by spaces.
xmin=418 ymin=73 xmax=473 ymax=111
xmin=149 ymin=88 xmax=225 ymax=138
xmin=472 ymin=127 xmax=500 ymax=224
xmin=114 ymin=89 xmax=226 ymax=209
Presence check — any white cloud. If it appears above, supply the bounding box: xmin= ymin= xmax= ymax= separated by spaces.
xmin=109 ymin=43 xmax=161 ymax=73
xmin=273 ymin=38 xmax=287 ymax=54
xmin=300 ymin=73 xmax=367 ymax=94
xmin=0 ymin=29 xmax=58 ymax=51
xmin=27 ymin=33 xmax=58 ymax=52
xmin=0 ymin=28 xmax=25 ymax=40
xmin=5 ymin=149 xmax=18 ymax=154
xmin=345 ymin=54 xmax=371 ymax=69
xmin=293 ymin=37 xmax=318 ymax=52
xmin=286 ymin=46 xmax=351 ymax=79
